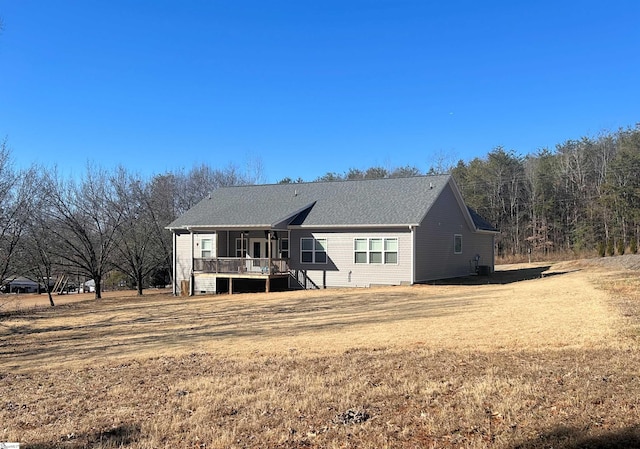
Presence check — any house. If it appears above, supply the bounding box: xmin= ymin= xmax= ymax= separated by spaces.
xmin=166 ymin=174 xmax=498 ymax=295
xmin=1 ymin=276 xmax=39 ymax=294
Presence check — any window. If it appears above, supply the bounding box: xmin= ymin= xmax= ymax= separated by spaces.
xmin=235 ymin=238 xmax=248 ymax=258
xmin=369 ymin=238 xmax=383 ymax=264
xmin=354 ymin=238 xmax=398 ymax=264
xmin=301 ymin=237 xmax=327 ymax=264
xmin=385 ymin=238 xmax=398 ymax=263
xmin=201 ymin=239 xmax=212 ymax=258
xmin=354 ymin=239 xmax=367 ymax=264
xmin=280 ymin=238 xmax=289 ymax=258
xmin=454 ymin=234 xmax=463 ymax=254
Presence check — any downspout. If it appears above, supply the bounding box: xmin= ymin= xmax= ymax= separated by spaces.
xmin=172 ymin=231 xmax=177 ymax=296
xmin=410 ymin=225 xmax=416 ymax=285
xmin=190 ymin=229 xmax=194 ymax=296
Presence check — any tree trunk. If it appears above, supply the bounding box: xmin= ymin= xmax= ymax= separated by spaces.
xmin=47 ymin=290 xmax=55 ymax=307
xmin=137 ymin=271 xmax=143 ymax=296
xmin=94 ymin=275 xmax=102 ymax=299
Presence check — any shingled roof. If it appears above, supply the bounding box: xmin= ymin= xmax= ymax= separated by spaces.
xmin=166 ymin=174 xmax=495 ymax=231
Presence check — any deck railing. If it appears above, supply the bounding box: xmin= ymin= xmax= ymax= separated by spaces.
xmin=193 ymin=258 xmax=289 ymax=275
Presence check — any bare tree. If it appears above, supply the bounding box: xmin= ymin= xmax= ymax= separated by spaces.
xmin=19 ymin=183 xmax=58 ymax=306
xmin=44 ymin=166 xmax=124 ymax=299
xmin=0 ymin=142 xmax=36 ymax=289
xmin=389 ymin=165 xmax=421 ymax=178
xmin=110 ymin=168 xmax=164 ymax=295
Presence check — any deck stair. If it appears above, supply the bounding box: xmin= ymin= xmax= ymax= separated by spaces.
xmin=288 ymin=270 xmax=320 ymax=290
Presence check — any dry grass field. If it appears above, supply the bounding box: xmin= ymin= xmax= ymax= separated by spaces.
xmin=1 ymin=259 xmax=640 ymax=448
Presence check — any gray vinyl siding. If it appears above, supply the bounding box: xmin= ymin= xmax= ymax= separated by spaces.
xmin=414 ymin=184 xmax=494 ymax=282
xmin=217 ymin=231 xmax=229 ymax=257
xmin=289 ymin=228 xmax=412 ymax=288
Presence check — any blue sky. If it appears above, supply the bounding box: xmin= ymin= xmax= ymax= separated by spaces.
xmin=1 ymin=1 xmax=639 ymax=183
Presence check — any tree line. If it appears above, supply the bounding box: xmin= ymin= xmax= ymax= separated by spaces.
xmin=2 ymin=124 xmax=638 ymax=303
xmin=289 ymin=125 xmax=640 ymax=259
xmin=0 ymin=141 xmax=261 ymax=303
xmin=451 ymin=125 xmax=640 ymax=258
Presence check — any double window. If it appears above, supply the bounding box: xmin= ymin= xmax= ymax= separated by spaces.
xmin=301 ymin=238 xmax=327 ymax=264
xmin=354 ymin=238 xmax=398 ymax=264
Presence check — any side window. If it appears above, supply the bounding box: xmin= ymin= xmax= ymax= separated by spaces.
xmin=454 ymin=234 xmax=463 ymax=254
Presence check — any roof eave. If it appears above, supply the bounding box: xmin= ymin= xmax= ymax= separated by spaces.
xmin=289 ymin=223 xmax=419 ymax=229
xmin=167 ymin=224 xmax=281 ymax=232
xmin=475 ymin=228 xmax=500 ymax=234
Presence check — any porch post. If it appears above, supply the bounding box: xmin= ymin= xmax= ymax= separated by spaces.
xmin=410 ymin=225 xmax=415 ymax=285
xmin=268 ymin=230 xmax=272 ymax=274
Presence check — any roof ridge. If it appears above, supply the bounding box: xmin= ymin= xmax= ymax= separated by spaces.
xmin=213 ymin=173 xmax=451 ymax=190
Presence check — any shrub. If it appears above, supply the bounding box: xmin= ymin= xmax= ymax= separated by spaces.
xmin=631 ymin=238 xmax=638 ymax=254
xmin=617 ymin=239 xmax=625 ymax=256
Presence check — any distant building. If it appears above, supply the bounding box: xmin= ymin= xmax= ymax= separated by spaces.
xmin=1 ymin=276 xmax=39 ymax=294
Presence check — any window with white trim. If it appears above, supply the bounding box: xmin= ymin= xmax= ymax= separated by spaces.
xmin=384 ymin=238 xmax=398 ymax=263
xmin=235 ymin=238 xmax=248 ymax=258
xmin=454 ymin=234 xmax=463 ymax=254
xmin=301 ymin=237 xmax=327 ymax=264
xmin=201 ymin=239 xmax=213 ymax=258
xmin=354 ymin=237 xmax=398 ymax=264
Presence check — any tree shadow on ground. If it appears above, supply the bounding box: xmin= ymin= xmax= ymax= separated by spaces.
xmin=512 ymin=425 xmax=640 ymax=449
xmin=24 ymin=423 xmax=140 ymax=448
xmin=429 ymin=266 xmax=575 ymax=285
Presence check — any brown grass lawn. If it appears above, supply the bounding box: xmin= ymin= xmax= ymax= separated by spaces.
xmin=1 ymin=260 xmax=640 ymax=448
